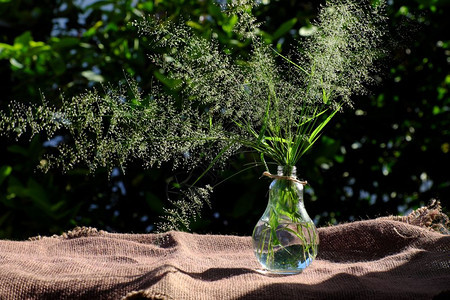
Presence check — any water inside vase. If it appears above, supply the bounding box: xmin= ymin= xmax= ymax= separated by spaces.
xmin=253 ymin=220 xmax=318 ymax=274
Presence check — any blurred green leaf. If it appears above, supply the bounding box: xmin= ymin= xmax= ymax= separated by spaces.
xmin=14 ymin=31 xmax=32 ymax=47
xmin=50 ymin=53 xmax=66 ymax=75
xmin=187 ymin=20 xmax=203 ymax=31
xmin=0 ymin=43 xmax=14 ymax=56
xmin=272 ymin=18 xmax=297 ymax=40
xmin=221 ymin=15 xmax=238 ymax=34
xmin=25 ymin=178 xmax=49 ymax=208
xmin=105 ymin=22 xmax=119 ymax=32
xmin=84 ymin=21 xmax=103 ymax=38
xmin=145 ymin=191 xmax=164 ymax=213
xmin=7 ymin=145 xmax=29 ymax=156
xmin=51 ymin=37 xmax=80 ymax=49
xmin=138 ymin=2 xmax=154 ymax=12
xmin=153 ymin=70 xmax=182 ymax=88
xmin=0 ymin=166 xmax=12 ymax=185
xmin=0 ymin=212 xmax=11 ymax=227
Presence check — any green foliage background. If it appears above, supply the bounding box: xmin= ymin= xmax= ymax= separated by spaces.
xmin=0 ymin=0 xmax=448 ymax=239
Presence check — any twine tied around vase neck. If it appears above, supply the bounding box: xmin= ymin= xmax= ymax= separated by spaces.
xmin=261 ymin=171 xmax=308 ymax=185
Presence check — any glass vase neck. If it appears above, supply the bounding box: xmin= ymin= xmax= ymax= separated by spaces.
xmin=277 ymin=165 xmax=297 ymax=177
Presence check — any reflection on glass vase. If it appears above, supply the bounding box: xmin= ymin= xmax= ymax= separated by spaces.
xmin=252 ymin=165 xmax=319 ymax=275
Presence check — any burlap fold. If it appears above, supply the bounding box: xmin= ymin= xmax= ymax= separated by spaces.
xmin=0 ymin=219 xmax=449 ymax=299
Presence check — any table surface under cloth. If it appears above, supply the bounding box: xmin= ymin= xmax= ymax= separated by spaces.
xmin=0 ymin=219 xmax=449 ymax=300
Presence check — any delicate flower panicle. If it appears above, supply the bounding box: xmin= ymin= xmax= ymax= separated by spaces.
xmin=303 ymin=0 xmax=387 ymax=108
xmin=0 ymin=0 xmax=386 ymax=232
xmin=226 ymin=0 xmax=262 ymax=40
xmin=156 ymin=185 xmax=213 ymax=233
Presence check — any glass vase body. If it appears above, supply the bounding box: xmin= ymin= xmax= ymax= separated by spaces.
xmin=252 ymin=166 xmax=319 ymax=275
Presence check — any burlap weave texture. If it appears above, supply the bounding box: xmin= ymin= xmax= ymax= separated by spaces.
xmin=0 ymin=219 xmax=449 ymax=299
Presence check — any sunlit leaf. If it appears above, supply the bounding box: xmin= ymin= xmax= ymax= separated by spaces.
xmin=81 ymin=70 xmax=105 ymax=82
xmin=0 ymin=166 xmax=12 ymax=186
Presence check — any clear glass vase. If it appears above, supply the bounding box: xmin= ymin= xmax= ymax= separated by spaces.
xmin=252 ymin=165 xmax=319 ymax=275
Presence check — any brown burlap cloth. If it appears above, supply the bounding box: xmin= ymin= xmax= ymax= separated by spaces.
xmin=0 ymin=205 xmax=449 ymax=299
